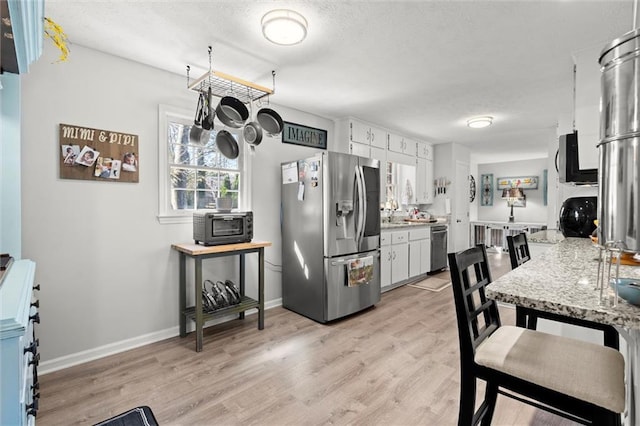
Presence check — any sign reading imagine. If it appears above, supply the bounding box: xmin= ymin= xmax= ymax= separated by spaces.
xmin=282 ymin=121 xmax=327 ymax=150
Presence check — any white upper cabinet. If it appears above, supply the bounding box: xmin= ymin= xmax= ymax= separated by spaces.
xmin=388 ymin=133 xmax=417 ymax=155
xmin=350 ymin=120 xmax=387 ymax=149
xmin=416 ymin=157 xmax=434 ymax=204
xmin=416 ymin=142 xmax=433 ymax=160
xmin=349 ymin=141 xmax=370 ymax=158
xmin=415 ymin=142 xmax=434 ymax=204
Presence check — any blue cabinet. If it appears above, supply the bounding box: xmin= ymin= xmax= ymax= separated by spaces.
xmin=1 ymin=260 xmax=39 ymax=425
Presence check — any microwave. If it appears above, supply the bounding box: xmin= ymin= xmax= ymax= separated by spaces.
xmin=193 ymin=211 xmax=253 ymax=246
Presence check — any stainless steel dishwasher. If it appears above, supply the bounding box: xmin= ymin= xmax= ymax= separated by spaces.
xmin=430 ymin=225 xmax=448 ymax=272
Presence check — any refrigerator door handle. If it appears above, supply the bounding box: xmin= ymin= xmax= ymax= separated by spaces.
xmin=354 ymin=165 xmax=365 ymax=246
xmin=359 ymin=165 xmax=368 ymax=241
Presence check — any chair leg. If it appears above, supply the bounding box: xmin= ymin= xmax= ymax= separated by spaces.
xmin=603 ymin=327 xmax=620 ymax=350
xmin=515 ymin=306 xmax=527 ymax=328
xmin=480 ymin=382 xmax=498 ymax=426
xmin=458 ymin=376 xmax=477 ymax=426
xmin=527 ymin=312 xmax=538 ymax=330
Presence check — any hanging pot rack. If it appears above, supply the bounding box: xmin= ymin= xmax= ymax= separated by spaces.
xmin=186 ymin=46 xmax=275 ymax=105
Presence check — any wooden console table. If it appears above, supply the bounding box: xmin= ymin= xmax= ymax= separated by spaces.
xmin=172 ymin=241 xmax=272 ymax=352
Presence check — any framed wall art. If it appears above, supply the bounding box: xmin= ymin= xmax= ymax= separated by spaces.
xmin=480 ymin=173 xmax=493 ymax=206
xmin=282 ymin=121 xmax=327 ymax=150
xmin=496 ymin=175 xmax=538 ymax=189
xmin=59 ymin=123 xmax=139 ymax=183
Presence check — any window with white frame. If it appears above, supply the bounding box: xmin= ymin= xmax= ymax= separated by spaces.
xmin=158 ymin=105 xmax=244 ymax=223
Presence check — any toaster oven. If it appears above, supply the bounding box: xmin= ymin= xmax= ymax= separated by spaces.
xmin=193 ymin=211 xmax=253 ymax=246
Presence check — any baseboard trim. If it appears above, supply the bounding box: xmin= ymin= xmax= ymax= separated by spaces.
xmin=40 ymin=298 xmax=283 ymax=375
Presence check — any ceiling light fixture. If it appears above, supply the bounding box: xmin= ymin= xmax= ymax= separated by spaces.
xmin=467 ymin=116 xmax=493 ymax=129
xmin=261 ymin=9 xmax=308 ymax=46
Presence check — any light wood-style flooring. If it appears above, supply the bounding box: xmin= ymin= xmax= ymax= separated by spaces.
xmin=38 ymin=252 xmax=578 ymax=425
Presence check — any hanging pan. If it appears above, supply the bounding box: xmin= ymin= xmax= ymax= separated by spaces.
xmin=216 ymin=96 xmax=249 ymax=128
xmin=242 ymin=98 xmax=263 ymax=147
xmin=189 ymin=91 xmax=205 ymax=144
xmin=256 ymin=107 xmax=284 ymax=136
xmin=201 ymin=87 xmax=215 ymax=131
xmin=216 ymin=130 xmax=239 ymax=159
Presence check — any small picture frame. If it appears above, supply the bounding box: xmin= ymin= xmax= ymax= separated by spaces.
xmin=75 ymin=145 xmax=100 ymax=167
xmin=480 ymin=173 xmax=493 ymax=206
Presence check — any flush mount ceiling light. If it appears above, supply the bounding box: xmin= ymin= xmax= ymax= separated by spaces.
xmin=261 ymin=9 xmax=308 ymax=46
xmin=467 ymin=116 xmax=493 ymax=129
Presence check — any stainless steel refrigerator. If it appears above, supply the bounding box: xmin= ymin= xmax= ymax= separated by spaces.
xmin=281 ymin=152 xmax=381 ymax=323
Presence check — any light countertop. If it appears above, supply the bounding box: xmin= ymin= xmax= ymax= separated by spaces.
xmin=527 ymin=229 xmax=565 ymax=244
xmin=381 ymin=220 xmax=448 ymax=230
xmin=487 ymin=237 xmax=640 ymax=330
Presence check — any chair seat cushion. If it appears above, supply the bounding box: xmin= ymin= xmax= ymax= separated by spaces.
xmin=475 ymin=325 xmax=625 ymax=413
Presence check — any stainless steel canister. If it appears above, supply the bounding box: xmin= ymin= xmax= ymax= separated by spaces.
xmin=598 ymin=28 xmax=640 ymax=252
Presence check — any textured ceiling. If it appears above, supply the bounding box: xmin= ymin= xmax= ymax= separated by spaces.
xmin=43 ymin=0 xmax=635 ymax=163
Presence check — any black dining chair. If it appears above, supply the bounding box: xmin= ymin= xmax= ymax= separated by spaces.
xmin=507 ymin=233 xmax=619 ymax=349
xmin=448 ymin=245 xmax=625 ymax=426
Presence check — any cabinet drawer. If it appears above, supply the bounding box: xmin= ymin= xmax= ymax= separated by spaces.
xmin=391 ymin=231 xmax=408 ymax=244
xmin=409 ymin=228 xmax=430 ymax=241
xmin=381 ymin=232 xmax=391 ymax=246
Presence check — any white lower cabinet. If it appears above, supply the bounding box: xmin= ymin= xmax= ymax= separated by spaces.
xmin=382 ymin=228 xmax=432 ymax=291
xmin=409 ymin=228 xmax=431 ymax=276
xmin=381 ymin=230 xmax=409 ymax=290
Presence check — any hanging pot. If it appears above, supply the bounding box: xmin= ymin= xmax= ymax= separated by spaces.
xmin=215 ymin=96 xmax=249 ymax=128
xmin=256 ymin=108 xmax=284 ymax=136
xmin=189 ymin=92 xmax=205 ymax=144
xmin=243 ymin=121 xmax=263 ymax=147
xmin=216 ymin=130 xmax=239 ymax=159
xmin=202 ymin=87 xmax=215 ymax=131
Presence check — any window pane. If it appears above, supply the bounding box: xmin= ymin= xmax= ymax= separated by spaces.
xmin=196 ymin=170 xmax=218 ymax=190
xmin=196 ymin=190 xmax=216 ymax=209
xmin=171 ymin=167 xmax=195 ymax=189
xmin=163 ymin=110 xmax=242 ymax=216
xmin=169 ymin=143 xmax=191 ymax=165
xmin=171 ymin=189 xmax=194 ymax=210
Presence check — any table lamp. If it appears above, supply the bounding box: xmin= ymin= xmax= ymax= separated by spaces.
xmin=502 ymin=187 xmax=525 ymax=223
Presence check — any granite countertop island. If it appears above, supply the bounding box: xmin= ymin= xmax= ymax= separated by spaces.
xmin=487 ymin=237 xmax=640 ymax=330
xmin=527 ymin=229 xmax=565 ymax=244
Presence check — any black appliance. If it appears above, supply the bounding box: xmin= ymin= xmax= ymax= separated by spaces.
xmin=556 ymin=131 xmax=598 ymax=185
xmin=559 ymin=197 xmax=597 ymax=238
xmin=429 ymin=225 xmax=448 ymax=272
xmin=193 ymin=211 xmax=253 ymax=246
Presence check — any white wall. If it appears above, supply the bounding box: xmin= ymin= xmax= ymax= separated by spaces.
xmin=21 ymin=43 xmax=335 ymax=367
xmin=477 ymin=158 xmax=548 ymax=224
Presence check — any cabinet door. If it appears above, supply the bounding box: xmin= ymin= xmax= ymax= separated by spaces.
xmin=349 ymin=141 xmax=370 ymax=158
xmin=370 ymin=126 xmax=387 ymax=149
xmin=370 ymin=147 xmax=386 ymax=207
xmin=381 ymin=245 xmax=392 ymax=288
xmin=404 ymin=138 xmax=417 ymax=156
xmin=409 ymin=241 xmax=422 ymax=277
xmin=391 ymin=243 xmax=409 ymax=283
xmin=423 ymin=158 xmax=434 ymax=204
xmin=417 ymin=142 xmax=433 ymax=160
xmin=388 ymin=133 xmax=405 ymax=153
xmin=420 ymin=239 xmax=431 ymax=274
xmin=415 ymin=157 xmax=427 ymax=204
xmin=350 ymin=120 xmax=371 ymax=145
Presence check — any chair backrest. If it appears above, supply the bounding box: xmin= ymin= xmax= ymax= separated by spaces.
xmin=448 ymin=245 xmax=501 ymax=364
xmin=507 ymin=233 xmax=530 ymax=270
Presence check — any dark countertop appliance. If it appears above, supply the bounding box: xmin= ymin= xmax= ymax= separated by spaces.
xmin=559 ymin=197 xmax=597 ymax=238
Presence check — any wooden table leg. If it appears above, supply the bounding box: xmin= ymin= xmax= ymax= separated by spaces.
xmin=179 ymin=253 xmax=186 ymax=337
xmin=194 ymin=257 xmax=203 ymax=352
xmin=239 ymin=253 xmax=245 ymax=320
xmin=258 ymin=248 xmax=264 ymax=330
